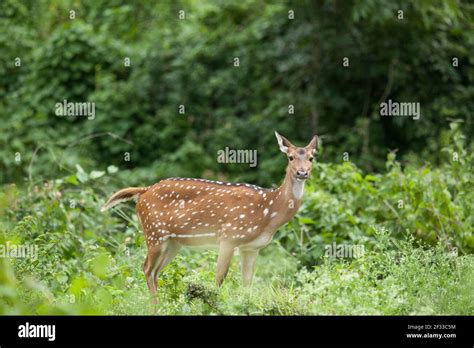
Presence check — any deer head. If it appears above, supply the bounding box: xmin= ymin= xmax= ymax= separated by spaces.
xmin=275 ymin=131 xmax=319 ymax=182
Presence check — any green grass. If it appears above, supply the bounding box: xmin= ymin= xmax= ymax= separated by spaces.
xmin=1 ymin=229 xmax=473 ymax=315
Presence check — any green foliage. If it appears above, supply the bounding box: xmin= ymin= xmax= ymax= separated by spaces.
xmin=278 ymin=122 xmax=473 ymax=267
xmin=1 ymin=0 xmax=473 ymax=184
xmin=291 ymin=236 xmax=474 ymax=315
xmin=0 ymin=122 xmax=472 ymax=315
xmin=0 ymin=0 xmax=473 ymax=316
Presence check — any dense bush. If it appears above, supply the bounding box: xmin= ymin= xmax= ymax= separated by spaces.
xmin=280 ymin=122 xmax=474 ymax=266
xmin=1 ymin=0 xmax=473 ymax=184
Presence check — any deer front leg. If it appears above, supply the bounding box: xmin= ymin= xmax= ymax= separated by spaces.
xmin=216 ymin=242 xmax=234 ymax=287
xmin=240 ymin=249 xmax=259 ymax=287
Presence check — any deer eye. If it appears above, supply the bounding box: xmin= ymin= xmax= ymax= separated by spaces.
xmin=309 ymin=157 xmax=314 ymax=162
xmin=288 ymin=155 xmax=294 ymax=161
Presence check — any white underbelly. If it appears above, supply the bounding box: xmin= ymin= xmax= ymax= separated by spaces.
xmin=181 ymin=243 xmax=219 ymax=250
xmin=174 ymin=236 xmax=219 ymax=248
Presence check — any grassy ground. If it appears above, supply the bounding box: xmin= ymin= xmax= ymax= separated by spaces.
xmin=2 ymin=228 xmax=473 ymax=315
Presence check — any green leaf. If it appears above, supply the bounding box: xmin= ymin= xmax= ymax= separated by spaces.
xmin=90 ymin=253 xmax=112 ymax=279
xmin=64 ymin=175 xmax=79 ymax=186
xmin=364 ymin=175 xmax=380 ymax=182
xmin=75 ymin=164 xmax=89 ymax=183
xmin=299 ymin=217 xmax=315 ymax=225
xmin=107 ymin=165 xmax=118 ymax=174
xmin=89 ymin=170 xmax=105 ymax=179
xmin=56 ymin=274 xmax=68 ymax=284
xmin=353 ymin=173 xmax=363 ymax=182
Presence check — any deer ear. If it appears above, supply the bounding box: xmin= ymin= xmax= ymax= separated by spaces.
xmin=275 ymin=131 xmax=293 ymax=153
xmin=306 ymin=135 xmax=319 ymax=154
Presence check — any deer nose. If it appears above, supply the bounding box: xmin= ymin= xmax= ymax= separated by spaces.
xmin=296 ymin=170 xmax=308 ymax=178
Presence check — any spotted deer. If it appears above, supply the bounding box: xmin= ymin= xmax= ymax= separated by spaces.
xmin=101 ymin=132 xmax=318 ymax=301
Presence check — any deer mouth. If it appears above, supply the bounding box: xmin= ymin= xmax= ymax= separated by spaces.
xmin=295 ymin=174 xmax=309 ymax=181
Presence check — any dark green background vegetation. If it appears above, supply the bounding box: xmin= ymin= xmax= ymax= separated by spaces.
xmin=0 ymin=0 xmax=472 ymax=315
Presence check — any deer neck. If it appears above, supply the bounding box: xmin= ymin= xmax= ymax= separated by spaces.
xmin=279 ymin=168 xmax=306 ymax=201
xmin=267 ymin=168 xmax=305 ymax=228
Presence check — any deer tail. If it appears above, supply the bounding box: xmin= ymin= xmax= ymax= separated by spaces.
xmin=101 ymin=187 xmax=148 ymax=212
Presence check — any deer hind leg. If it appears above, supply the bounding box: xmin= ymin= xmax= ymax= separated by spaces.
xmin=152 ymin=241 xmax=180 ymax=286
xmin=143 ymin=240 xmax=180 ymax=303
xmin=143 ymin=244 xmax=164 ymax=302
xmin=240 ymin=249 xmax=259 ymax=287
xmin=216 ymin=242 xmax=235 ymax=287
